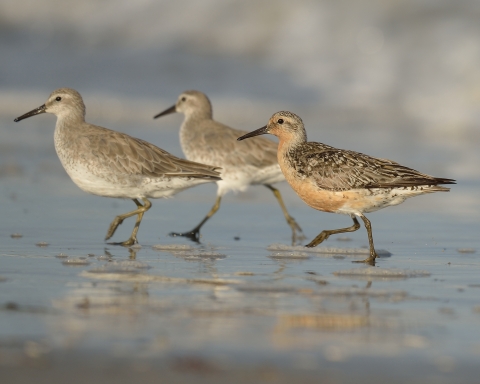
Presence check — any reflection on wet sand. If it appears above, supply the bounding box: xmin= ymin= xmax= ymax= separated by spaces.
xmin=52 ymin=246 xmax=419 ymax=355
xmin=0 ymin=170 xmax=480 ymax=382
xmin=334 ymin=267 xmax=431 ymax=281
xmin=267 ymin=244 xmax=392 ymax=258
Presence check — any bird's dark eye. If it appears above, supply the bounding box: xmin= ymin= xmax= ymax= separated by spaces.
xmin=181 ymin=97 xmax=186 ymax=102
xmin=55 ymin=96 xmax=61 ymax=101
xmin=278 ymin=118 xmax=284 ymax=124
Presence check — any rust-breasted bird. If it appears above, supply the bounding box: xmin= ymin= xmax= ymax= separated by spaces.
xmin=238 ymin=111 xmax=455 ymax=264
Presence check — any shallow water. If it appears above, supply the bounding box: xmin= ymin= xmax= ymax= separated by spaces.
xmin=1 ymin=114 xmax=479 ymax=383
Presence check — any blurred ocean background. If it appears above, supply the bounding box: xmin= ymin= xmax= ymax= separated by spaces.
xmin=1 ymin=0 xmax=479 ymax=178
xmin=1 ymin=1 xmax=480 ymax=383
xmin=0 ymin=0 xmax=478 ymax=221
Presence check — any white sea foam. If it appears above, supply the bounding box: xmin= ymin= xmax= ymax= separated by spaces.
xmin=152 ymin=244 xmax=195 ymax=251
xmin=173 ymin=251 xmax=227 ymax=260
xmin=267 ymin=244 xmax=391 ymax=257
xmin=268 ymin=252 xmax=310 ymax=260
xmin=333 ymin=268 xmax=430 ymax=278
xmin=88 ymin=260 xmax=151 ymax=274
xmin=457 ymin=248 xmax=476 ymax=254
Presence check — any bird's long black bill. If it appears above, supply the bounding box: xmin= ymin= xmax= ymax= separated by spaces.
xmin=237 ymin=125 xmax=269 ymax=141
xmin=14 ymin=104 xmax=46 ymax=122
xmin=154 ymin=105 xmax=176 ymax=119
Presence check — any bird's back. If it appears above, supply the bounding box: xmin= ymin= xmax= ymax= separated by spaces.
xmin=54 ymin=120 xmax=221 ymax=199
xmin=58 ymin=121 xmax=220 ymax=179
xmin=284 ymin=141 xmax=455 ymax=192
xmin=278 ymin=141 xmax=454 ymax=214
xmin=180 ymin=117 xmax=283 ymax=186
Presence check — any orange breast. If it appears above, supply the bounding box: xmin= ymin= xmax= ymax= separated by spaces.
xmin=289 ymin=177 xmax=347 ymax=212
xmin=277 ymin=148 xmax=347 ymax=213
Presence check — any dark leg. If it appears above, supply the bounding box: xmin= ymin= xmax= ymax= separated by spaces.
xmin=105 ymin=198 xmax=152 ymax=246
xmin=306 ymin=216 xmax=360 ymax=248
xmin=352 ymin=214 xmax=378 ymax=265
xmin=170 ymin=196 xmax=222 ymax=242
xmin=265 ymin=184 xmax=305 ymax=245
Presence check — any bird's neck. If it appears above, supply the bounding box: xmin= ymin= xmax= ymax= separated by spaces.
xmin=184 ymin=108 xmax=212 ymax=124
xmin=277 ymin=131 xmax=307 ymax=156
xmin=54 ymin=114 xmax=86 ymax=147
xmin=56 ymin=112 xmax=85 ymax=129
xmin=180 ymin=111 xmax=212 ymax=144
xmin=277 ymin=130 xmax=308 ymax=177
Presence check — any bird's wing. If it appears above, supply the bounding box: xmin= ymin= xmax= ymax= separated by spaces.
xmin=291 ymin=143 xmax=454 ymax=190
xmin=196 ymin=121 xmax=279 ymax=169
xmin=87 ymin=127 xmax=221 ymax=180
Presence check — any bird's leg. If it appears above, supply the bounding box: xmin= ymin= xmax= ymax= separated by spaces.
xmin=124 ymin=198 xmax=152 ymax=246
xmin=306 ymin=216 xmax=360 ymax=248
xmin=352 ymin=214 xmax=378 ymax=265
xmin=265 ymin=184 xmax=305 ymax=245
xmin=169 ymin=196 xmax=222 ymax=242
xmin=106 ymin=198 xmax=152 ymax=246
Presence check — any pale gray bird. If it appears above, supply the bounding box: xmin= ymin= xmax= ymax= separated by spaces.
xmin=154 ymin=90 xmax=303 ymax=243
xmin=14 ymin=88 xmax=221 ymax=246
xmin=238 ymin=111 xmax=455 ymax=264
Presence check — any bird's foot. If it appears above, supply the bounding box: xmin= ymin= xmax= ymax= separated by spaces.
xmin=169 ymin=229 xmax=201 ymax=244
xmin=305 ymin=232 xmax=329 ymax=248
xmin=287 ymin=216 xmax=303 ymax=233
xmin=352 ymin=254 xmax=376 ymax=266
xmin=291 ymin=230 xmax=307 ymax=246
xmin=288 ymin=217 xmax=307 ymax=246
xmin=105 ymin=217 xmax=124 ymax=241
xmin=107 ymin=237 xmax=137 ymax=247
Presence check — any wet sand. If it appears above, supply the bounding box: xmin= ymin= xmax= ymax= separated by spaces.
xmin=1 ymin=117 xmax=479 ymax=383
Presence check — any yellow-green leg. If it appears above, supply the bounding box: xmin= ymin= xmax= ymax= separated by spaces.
xmin=105 ymin=198 xmax=152 ymax=246
xmin=170 ymin=196 xmax=222 ymax=242
xmin=306 ymin=216 xmax=360 ymax=248
xmin=352 ymin=214 xmax=378 ymax=265
xmin=265 ymin=184 xmax=305 ymax=245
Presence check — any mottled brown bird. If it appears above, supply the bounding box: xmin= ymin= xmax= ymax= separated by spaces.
xmin=238 ymin=111 xmax=455 ymax=264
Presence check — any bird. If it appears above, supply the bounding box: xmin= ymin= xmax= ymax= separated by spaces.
xmin=154 ymin=90 xmax=303 ymax=243
xmin=237 ymin=111 xmax=455 ymax=264
xmin=14 ymin=88 xmax=221 ymax=246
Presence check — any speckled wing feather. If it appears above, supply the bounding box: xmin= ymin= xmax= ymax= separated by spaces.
xmin=290 ymin=142 xmax=455 ymax=191
xmin=86 ymin=125 xmax=221 ymax=180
